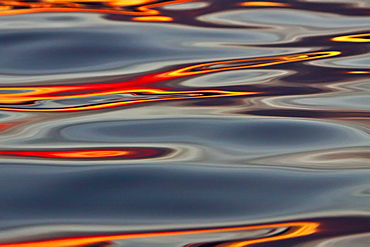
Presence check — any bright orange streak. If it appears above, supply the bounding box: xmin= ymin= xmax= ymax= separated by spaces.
xmin=39 ymin=150 xmax=130 ymax=158
xmin=332 ymin=33 xmax=370 ymax=42
xmin=0 ymin=7 xmax=148 ymax=16
xmin=164 ymin=51 xmax=341 ymax=76
xmin=240 ymin=1 xmax=290 ymax=7
xmin=0 ymin=5 xmax=11 ymax=10
xmin=347 ymin=71 xmax=370 ymax=74
xmin=219 ymin=222 xmax=317 ymax=247
xmin=0 ymin=148 xmax=168 ymax=159
xmin=132 ymin=16 xmax=173 ymax=21
xmin=0 ymin=90 xmax=254 ymax=112
xmin=0 ymin=222 xmax=319 ymax=247
xmin=100 ymin=0 xmax=154 ymax=6
xmin=0 ymin=0 xmax=194 ymax=16
xmin=0 ymin=51 xmax=340 ymax=112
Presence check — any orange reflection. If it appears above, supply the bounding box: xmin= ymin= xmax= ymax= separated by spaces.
xmin=0 ymin=89 xmax=253 ymax=112
xmin=332 ymin=33 xmax=370 ymax=42
xmin=132 ymin=15 xmax=173 ymax=21
xmin=0 ymin=5 xmax=11 ymax=10
xmin=0 ymin=0 xmax=194 ymax=16
xmin=0 ymin=147 xmax=170 ymax=159
xmin=0 ymin=51 xmax=340 ymax=112
xmin=347 ymin=71 xmax=370 ymax=74
xmin=164 ymin=51 xmax=341 ymax=76
xmin=0 ymin=222 xmax=319 ymax=247
xmin=240 ymin=1 xmax=290 ymax=7
xmin=107 ymin=0 xmax=155 ymax=7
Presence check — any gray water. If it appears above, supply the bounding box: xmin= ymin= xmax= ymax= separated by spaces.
xmin=0 ymin=0 xmax=369 ymax=246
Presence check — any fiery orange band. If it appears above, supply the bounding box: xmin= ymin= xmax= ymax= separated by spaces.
xmin=0 ymin=147 xmax=169 ymax=159
xmin=0 ymin=51 xmax=340 ymax=112
xmin=0 ymin=0 xmax=194 ymax=16
xmin=0 ymin=222 xmax=319 ymax=247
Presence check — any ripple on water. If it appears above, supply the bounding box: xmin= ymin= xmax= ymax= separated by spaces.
xmin=0 ymin=0 xmax=369 ymax=246
xmin=59 ymin=118 xmax=369 ymax=153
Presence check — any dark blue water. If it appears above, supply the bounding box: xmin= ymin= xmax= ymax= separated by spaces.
xmin=0 ymin=1 xmax=369 ymax=246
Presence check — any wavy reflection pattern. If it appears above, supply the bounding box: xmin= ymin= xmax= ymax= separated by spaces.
xmin=0 ymin=147 xmax=172 ymax=159
xmin=0 ymin=222 xmax=319 ymax=247
xmin=0 ymin=51 xmax=339 ymax=112
xmin=0 ymin=0 xmax=369 ymax=247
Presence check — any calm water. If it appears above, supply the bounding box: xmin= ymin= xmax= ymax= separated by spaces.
xmin=0 ymin=0 xmax=369 ymax=246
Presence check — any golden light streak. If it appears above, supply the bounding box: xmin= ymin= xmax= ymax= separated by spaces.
xmin=240 ymin=1 xmax=290 ymax=7
xmin=43 ymin=150 xmax=130 ymax=158
xmin=220 ymin=222 xmax=317 ymax=247
xmin=0 ymin=222 xmax=319 ymax=247
xmin=164 ymin=51 xmax=341 ymax=76
xmin=0 ymin=0 xmax=194 ymax=16
xmin=347 ymin=71 xmax=370 ymax=74
xmin=0 ymin=5 xmax=11 ymax=10
xmin=332 ymin=33 xmax=370 ymax=42
xmin=0 ymin=147 xmax=168 ymax=159
xmin=0 ymin=90 xmax=255 ymax=112
xmin=106 ymin=0 xmax=154 ymax=6
xmin=0 ymin=51 xmax=340 ymax=112
xmin=131 ymin=15 xmax=173 ymax=21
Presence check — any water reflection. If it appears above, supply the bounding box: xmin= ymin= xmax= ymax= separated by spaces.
xmin=0 ymin=0 xmax=369 ymax=246
xmin=0 ymin=51 xmax=340 ymax=112
xmin=0 ymin=221 xmax=319 ymax=247
xmin=0 ymin=147 xmax=173 ymax=160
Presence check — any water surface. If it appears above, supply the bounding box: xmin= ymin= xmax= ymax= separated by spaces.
xmin=0 ymin=0 xmax=369 ymax=246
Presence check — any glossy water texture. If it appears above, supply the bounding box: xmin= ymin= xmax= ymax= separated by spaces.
xmin=0 ymin=0 xmax=369 ymax=246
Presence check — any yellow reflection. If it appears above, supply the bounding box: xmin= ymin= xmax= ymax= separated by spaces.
xmin=0 ymin=6 xmax=11 ymax=10
xmin=132 ymin=16 xmax=173 ymax=21
xmin=221 ymin=222 xmax=317 ymax=246
xmin=0 ymin=87 xmax=75 ymax=104
xmin=0 ymin=89 xmax=255 ymax=112
xmin=347 ymin=71 xmax=370 ymax=74
xmin=0 ymin=222 xmax=319 ymax=247
xmin=164 ymin=51 xmax=341 ymax=77
xmin=108 ymin=0 xmax=155 ymax=6
xmin=332 ymin=33 xmax=370 ymax=42
xmin=240 ymin=1 xmax=290 ymax=7
xmin=0 ymin=0 xmax=194 ymax=16
xmin=0 ymin=51 xmax=340 ymax=112
xmin=50 ymin=150 xmax=130 ymax=158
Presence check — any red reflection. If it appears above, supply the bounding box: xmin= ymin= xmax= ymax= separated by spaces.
xmin=163 ymin=51 xmax=340 ymax=76
xmin=0 ymin=0 xmax=194 ymax=16
xmin=0 ymin=222 xmax=319 ymax=247
xmin=0 ymin=51 xmax=340 ymax=112
xmin=0 ymin=147 xmax=171 ymax=159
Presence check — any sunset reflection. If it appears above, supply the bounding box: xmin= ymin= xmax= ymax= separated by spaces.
xmin=0 ymin=51 xmax=340 ymax=112
xmin=332 ymin=33 xmax=370 ymax=42
xmin=131 ymin=15 xmax=173 ymax=21
xmin=240 ymin=1 xmax=290 ymax=7
xmin=164 ymin=51 xmax=341 ymax=76
xmin=0 ymin=0 xmax=194 ymax=16
xmin=0 ymin=147 xmax=172 ymax=159
xmin=0 ymin=1 xmax=368 ymax=246
xmin=0 ymin=222 xmax=319 ymax=247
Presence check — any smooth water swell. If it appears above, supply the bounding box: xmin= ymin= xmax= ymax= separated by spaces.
xmin=0 ymin=0 xmax=369 ymax=246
